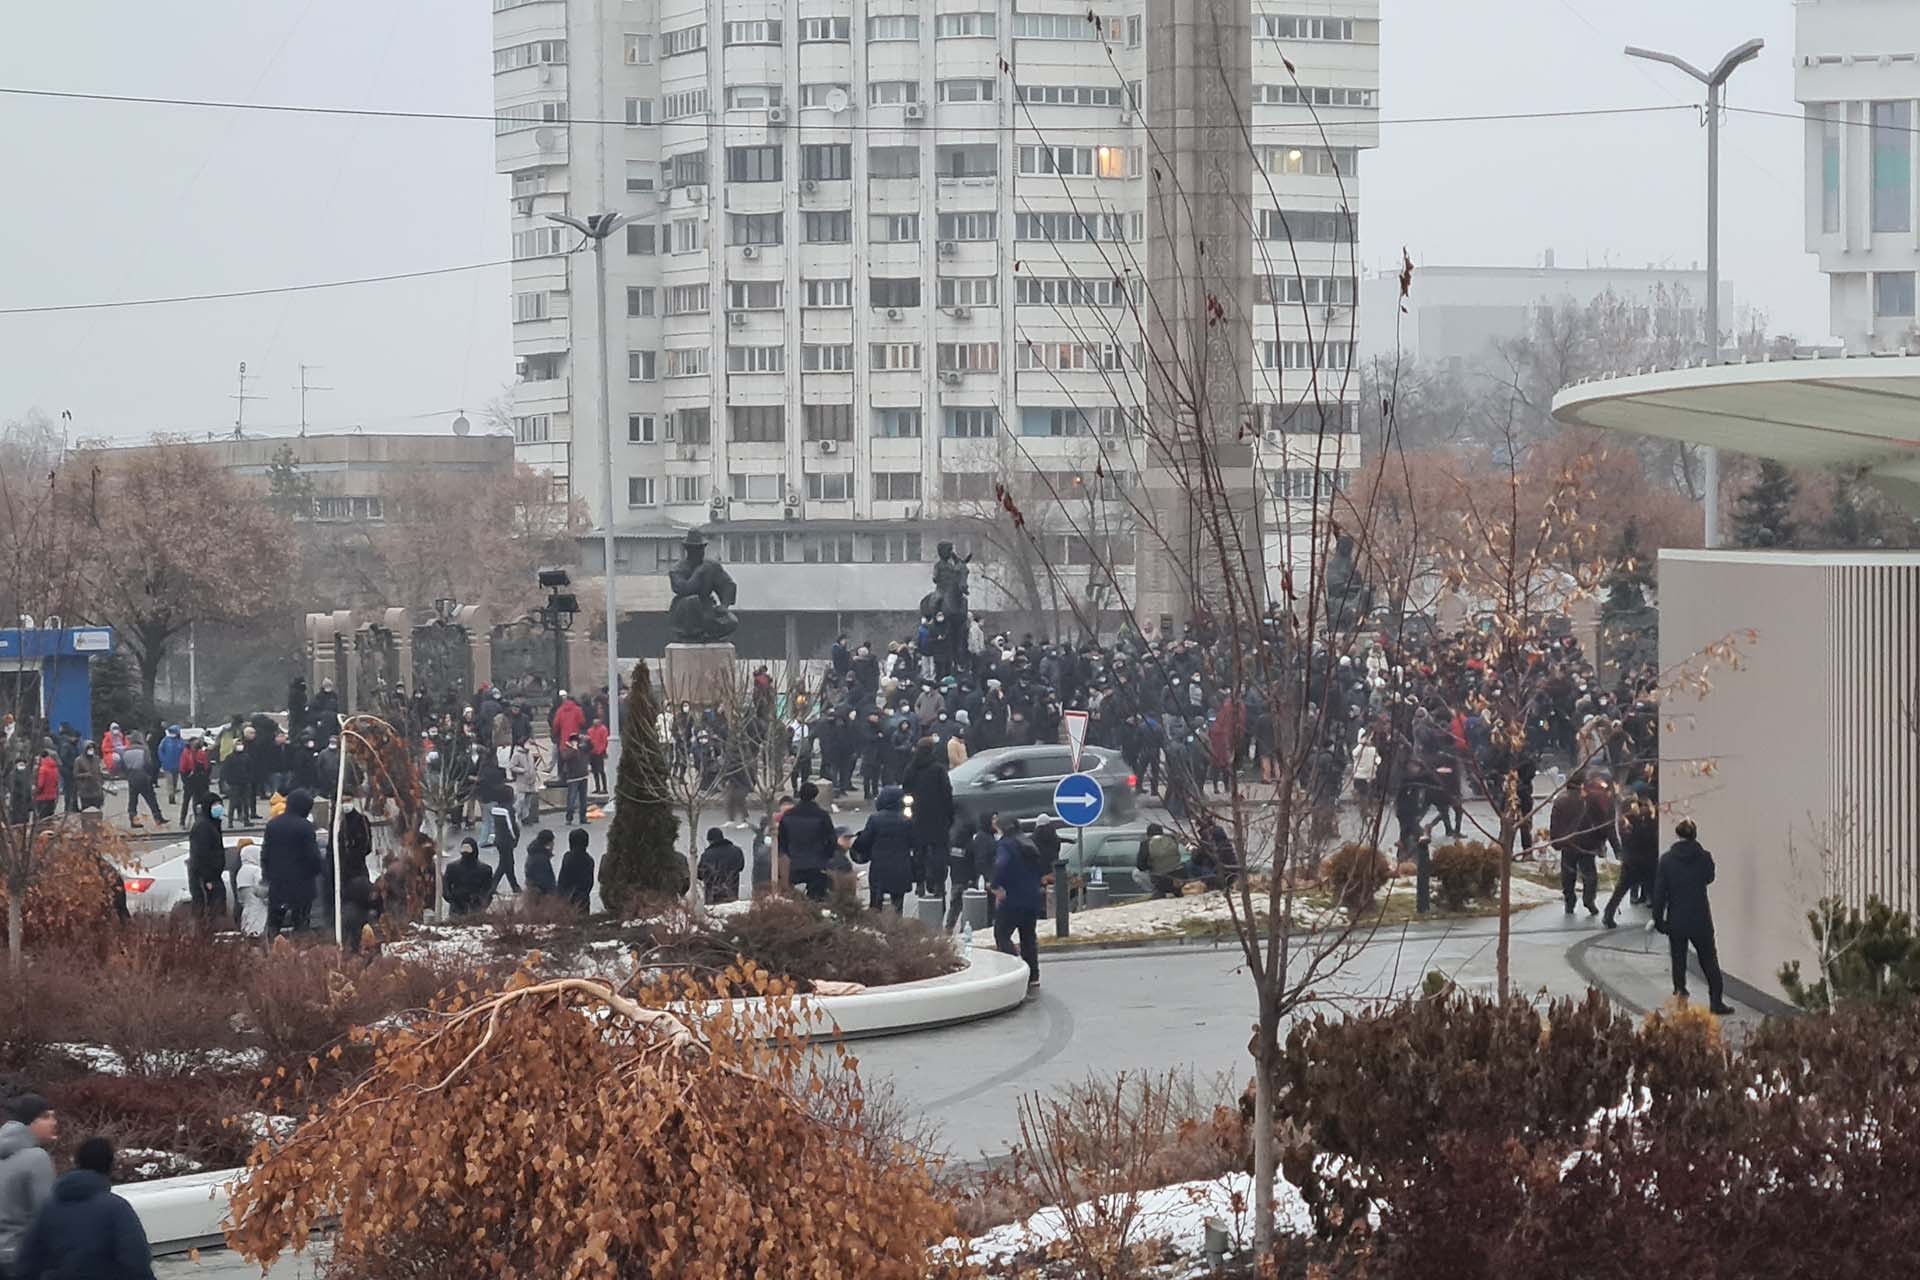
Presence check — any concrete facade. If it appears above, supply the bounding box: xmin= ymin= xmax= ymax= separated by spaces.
xmin=1657 ymin=549 xmax=1920 ymax=996
xmin=1796 ymin=0 xmax=1920 ymax=352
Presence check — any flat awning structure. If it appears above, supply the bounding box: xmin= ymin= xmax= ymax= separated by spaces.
xmin=1551 ymin=355 xmax=1920 ymax=509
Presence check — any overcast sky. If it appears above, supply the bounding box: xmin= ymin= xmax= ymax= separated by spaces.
xmin=0 ymin=0 xmax=1821 ymax=442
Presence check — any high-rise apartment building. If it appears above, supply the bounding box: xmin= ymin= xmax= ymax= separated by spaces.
xmin=493 ymin=0 xmax=1376 ymax=657
xmin=1797 ymin=0 xmax=1920 ymax=352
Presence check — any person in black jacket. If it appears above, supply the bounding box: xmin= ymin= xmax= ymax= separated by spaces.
xmin=697 ymin=828 xmax=745 ymax=904
xmin=779 ymin=782 xmax=837 ymax=901
xmin=901 ymin=738 xmax=956 ymax=902
xmin=523 ymin=828 xmax=558 ymax=898
xmin=1651 ymin=819 xmax=1735 ymax=1015
xmin=1603 ymin=789 xmax=1660 ymax=928
xmin=259 ymin=789 xmax=323 ymax=938
xmin=185 ymin=798 xmax=228 ymax=921
xmin=556 ymin=827 xmax=594 ymax=912
xmin=442 ymin=838 xmax=495 ymax=916
xmin=12 ymin=1137 xmax=153 ymax=1280
xmin=943 ymin=813 xmax=992 ymax=929
xmin=851 ymin=786 xmax=915 ymax=913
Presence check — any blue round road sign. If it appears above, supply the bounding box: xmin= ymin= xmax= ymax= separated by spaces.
xmin=1052 ymin=772 xmax=1106 ymax=828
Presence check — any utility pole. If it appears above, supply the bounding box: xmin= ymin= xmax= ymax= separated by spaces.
xmin=1625 ymin=37 xmax=1764 ymax=549
xmin=293 ymin=364 xmax=333 ymax=437
xmin=230 ymin=361 xmax=266 ymax=439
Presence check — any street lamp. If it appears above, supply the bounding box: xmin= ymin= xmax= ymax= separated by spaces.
xmin=547 ymin=211 xmax=629 ymax=761
xmin=1624 ymin=37 xmax=1764 ymax=549
xmin=534 ymin=566 xmax=579 ymax=695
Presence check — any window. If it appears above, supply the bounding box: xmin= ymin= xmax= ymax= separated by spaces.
xmin=512 ymin=291 xmax=549 ymax=322
xmin=936 ymin=144 xmax=998 ymax=178
xmin=723 ymin=19 xmax=780 ymax=45
xmin=728 ymin=473 xmax=786 ymax=502
xmin=1257 ymin=208 xmax=1358 ymax=242
xmin=495 ymin=40 xmax=568 ymax=73
xmin=311 ymin=495 xmax=385 ymax=522
xmin=804 ymin=530 xmax=857 ymax=562
xmin=870 ymin=342 xmax=922 ymax=371
xmin=726 ymin=279 xmax=782 ymax=309
xmin=727 ymin=346 xmax=785 ymax=374
xmin=671 ymin=475 xmax=705 ymax=504
xmin=519 ymin=353 xmax=563 ymax=380
xmin=729 ymin=406 xmax=786 ymax=442
xmin=1015 ymin=84 xmax=1126 ymax=107
xmin=1875 ymin=271 xmax=1916 ymax=318
xmin=1820 ymin=108 xmax=1842 ymax=235
xmin=627 ymin=476 xmax=657 ymax=506
xmin=874 ymin=407 xmax=922 ymax=438
xmin=626 ymin=286 xmax=656 ymax=317
xmin=662 ymin=88 xmax=709 ymax=119
xmin=868 ymin=14 xmax=919 ymax=40
xmin=494 ymin=100 xmax=567 ymax=134
xmin=621 ymin=32 xmax=654 ymax=63
xmin=661 ymin=24 xmax=706 ymax=56
xmin=1015 ymin=275 xmax=1139 ymax=306
xmin=666 ymin=152 xmax=707 ymax=186
xmin=938 ymin=342 xmax=998 ymax=372
xmin=1017 ymin=340 xmax=1137 ymax=370
xmin=1021 ymin=407 xmax=1095 ymax=437
xmin=666 ymin=283 xmax=709 ymax=315
xmin=1255 ymin=14 xmax=1354 ymax=40
xmin=869 ymin=531 xmax=924 ymax=562
xmin=1014 ymin=211 xmax=1138 ymax=242
xmin=664 ymin=347 xmax=710 ymax=377
xmin=726 ymin=530 xmax=788 ymax=561
xmin=872 ymin=472 xmax=921 ymax=500
xmin=800 ymin=83 xmax=852 ymax=108
xmin=510 ymin=168 xmax=547 ymax=197
xmin=936 ymin=12 xmax=995 ymax=37
xmin=1265 ymin=146 xmax=1359 ymax=177
xmin=727 ymin=213 xmax=783 ymax=246
xmin=937 ymin=276 xmax=997 ymax=307
xmin=870 ymin=213 xmax=919 ymax=242
xmin=624 ymin=97 xmax=656 ymax=125
xmin=671 ymin=218 xmax=703 ymax=253
xmin=1874 ymin=102 xmax=1912 ymax=234
xmin=625 ymin=223 xmax=656 ymax=255
xmin=803 ymin=210 xmax=852 ymax=242
xmin=1267 ymin=469 xmax=1346 ymax=501
xmin=806 ymin=473 xmax=853 ymax=503
xmin=942 ymin=472 xmax=993 ymax=500
xmin=803 ymin=276 xmax=853 ymax=308
xmin=673 ymin=408 xmax=712 ymax=443
xmin=937 ymin=79 xmax=995 ymax=103
xmin=1012 ymin=12 xmax=1121 ymax=39
xmin=937 ymin=211 xmax=996 ymax=240
xmin=870 ymin=277 xmax=921 ymax=308
xmin=802 ymin=344 xmax=855 ymax=372
xmin=802 ymin=144 xmax=853 ymax=181
xmin=725 ymin=84 xmax=782 ymax=109
xmin=1255 ymin=84 xmax=1377 ymax=108
xmin=944 ymin=407 xmax=994 ymax=438
xmin=512 ymin=414 xmax=551 ymax=444
xmin=1253 ymin=275 xmax=1357 ymax=306
xmin=869 ymin=81 xmax=920 ymax=105
xmin=627 ymin=350 xmax=657 ymax=381
xmin=627 ymin=414 xmax=657 ymax=444
xmin=624 ymin=160 xmax=656 ymax=192
xmin=1259 ymin=340 xmax=1356 ymax=370
xmin=799 ymin=15 xmax=851 ymax=41
xmin=803 ymin=403 xmax=854 ymax=440
xmin=869 ymin=145 xmax=920 ymax=178
xmin=726 ymin=145 xmax=782 ymax=182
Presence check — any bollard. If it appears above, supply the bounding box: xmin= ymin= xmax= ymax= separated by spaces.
xmin=962 ymin=886 xmax=990 ymax=930
xmin=1415 ymin=837 xmax=1431 ymax=914
xmin=914 ymin=892 xmax=945 ymax=929
xmin=1084 ymin=879 xmax=1112 ymax=910
xmin=1053 ymin=858 xmax=1070 ymax=937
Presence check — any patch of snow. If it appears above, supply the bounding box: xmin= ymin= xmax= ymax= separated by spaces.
xmin=388 ymin=923 xmax=499 ymax=965
xmin=120 ymin=1147 xmax=206 ymax=1179
xmin=51 ymin=1043 xmax=265 ymax=1077
xmin=238 ymin=1112 xmax=298 ymax=1143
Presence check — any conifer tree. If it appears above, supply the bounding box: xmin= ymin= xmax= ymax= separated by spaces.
xmin=599 ymin=663 xmax=686 ymax=911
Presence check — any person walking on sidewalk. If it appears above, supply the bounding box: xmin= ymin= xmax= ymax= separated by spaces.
xmin=11 ymin=1136 xmax=156 ymax=1280
xmin=557 ymin=733 xmax=591 ymax=825
xmin=1602 ymin=787 xmax=1660 ymax=929
xmin=989 ymin=813 xmax=1044 ymax=988
xmin=0 ymin=1094 xmax=57 ymax=1278
xmin=117 ymin=733 xmax=163 ymax=828
xmin=1651 ymin=819 xmax=1735 ymax=1016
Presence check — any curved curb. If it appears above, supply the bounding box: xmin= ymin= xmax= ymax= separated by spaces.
xmin=124 ymin=949 xmax=1030 ymax=1254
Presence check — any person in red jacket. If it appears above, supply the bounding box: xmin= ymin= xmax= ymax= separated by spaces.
xmin=550 ymin=690 xmax=586 ymax=748
xmin=33 ymin=744 xmax=60 ymax=819
xmin=585 ymin=720 xmax=610 ymax=796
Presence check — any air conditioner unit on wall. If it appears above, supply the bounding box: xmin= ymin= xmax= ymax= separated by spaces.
xmin=818 ymin=438 xmax=838 ymax=455
xmin=886 ymin=307 xmax=901 ymax=320
xmin=768 ymin=105 xmax=789 ymax=125
xmin=741 ymin=244 xmax=758 ymax=259
xmin=729 ymin=312 xmax=747 ymax=327
xmin=938 ymin=241 xmax=957 ymax=257
xmin=685 ymin=185 xmax=704 ymax=203
xmin=803 ymin=179 xmax=818 ymax=193
xmin=940 ymin=370 xmax=963 ymax=385
xmin=784 ymin=490 xmax=802 ymax=508
xmin=904 ymin=102 xmax=925 ymax=121
xmin=951 ymin=306 xmax=972 ymax=321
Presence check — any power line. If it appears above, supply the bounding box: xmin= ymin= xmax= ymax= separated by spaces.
xmin=0 ymin=84 xmax=1693 ymax=133
xmin=0 ymin=258 xmax=511 ymax=316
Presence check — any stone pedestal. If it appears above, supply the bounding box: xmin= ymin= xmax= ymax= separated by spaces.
xmin=663 ymin=642 xmax=736 ymax=706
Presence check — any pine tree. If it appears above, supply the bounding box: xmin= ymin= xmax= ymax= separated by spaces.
xmin=1602 ymin=517 xmax=1655 ymax=615
xmin=598 ymin=663 xmax=685 ymax=912
xmin=1730 ymin=460 xmax=1798 ymax=549
xmin=1823 ymin=473 xmax=1880 ymax=549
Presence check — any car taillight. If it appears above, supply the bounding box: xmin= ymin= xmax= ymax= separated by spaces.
xmin=124 ymin=877 xmax=155 ymax=894
xmin=1127 ymin=774 xmax=1138 ymax=789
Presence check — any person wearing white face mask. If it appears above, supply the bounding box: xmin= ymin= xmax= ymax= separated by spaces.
xmin=187 ymin=796 xmax=228 ymax=920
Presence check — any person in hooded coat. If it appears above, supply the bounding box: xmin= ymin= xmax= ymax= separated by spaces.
xmin=0 ymin=1094 xmax=57 ymax=1276
xmin=901 ymin=737 xmax=955 ymax=902
xmin=1652 ymin=819 xmax=1735 ymax=1015
xmin=12 ymin=1136 xmax=154 ymax=1280
xmin=556 ymin=828 xmax=594 ymax=912
xmin=697 ymin=827 xmax=745 ymax=904
xmin=443 ymin=837 xmax=495 ymax=916
xmin=259 ymin=789 xmax=323 ymax=937
xmin=186 ymin=797 xmax=229 ymax=920
xmin=851 ymin=786 xmax=915 ymax=913
xmin=523 ymin=828 xmax=558 ymax=898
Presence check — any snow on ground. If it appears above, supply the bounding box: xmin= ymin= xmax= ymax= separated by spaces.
xmin=51 ymin=1043 xmax=266 ymax=1077
xmin=238 ymin=1112 xmax=299 ymax=1143
xmin=1061 ymin=874 xmax=1559 ymax=942
xmin=385 ymin=923 xmax=500 ymax=966
xmin=121 ymin=1147 xmax=207 ymax=1179
xmin=954 ymin=1173 xmax=1312 ymax=1276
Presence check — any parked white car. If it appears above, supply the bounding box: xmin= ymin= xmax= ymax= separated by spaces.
xmin=124 ymin=838 xmax=269 ymax=934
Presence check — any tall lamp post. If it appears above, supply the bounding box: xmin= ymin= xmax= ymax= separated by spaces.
xmin=1624 ymin=37 xmax=1764 ymax=549
xmin=547 ymin=211 xmax=629 ymax=766
xmin=534 ymin=568 xmax=579 ymax=695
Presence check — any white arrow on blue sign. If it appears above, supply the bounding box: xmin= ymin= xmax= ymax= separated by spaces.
xmin=1051 ymin=772 xmax=1106 ymax=828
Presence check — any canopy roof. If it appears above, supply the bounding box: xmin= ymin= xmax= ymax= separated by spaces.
xmin=1550 ymin=355 xmax=1920 ymax=509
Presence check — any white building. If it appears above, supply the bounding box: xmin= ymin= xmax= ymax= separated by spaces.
xmin=1360 ymin=255 xmax=1710 ymax=369
xmin=493 ymin=0 xmax=1376 ymax=657
xmin=1797 ymin=0 xmax=1920 ymax=353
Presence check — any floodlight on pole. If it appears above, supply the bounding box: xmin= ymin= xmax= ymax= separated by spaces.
xmin=547 ymin=210 xmax=630 ymax=760
xmin=1624 ymin=37 xmax=1763 ymax=549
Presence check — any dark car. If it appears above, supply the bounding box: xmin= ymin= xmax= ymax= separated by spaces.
xmin=947 ymin=745 xmax=1138 ymax=831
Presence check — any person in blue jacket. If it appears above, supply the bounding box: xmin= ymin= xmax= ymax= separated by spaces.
xmin=989 ymin=813 xmax=1045 ymax=987
xmin=13 ymin=1136 xmax=154 ymax=1280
